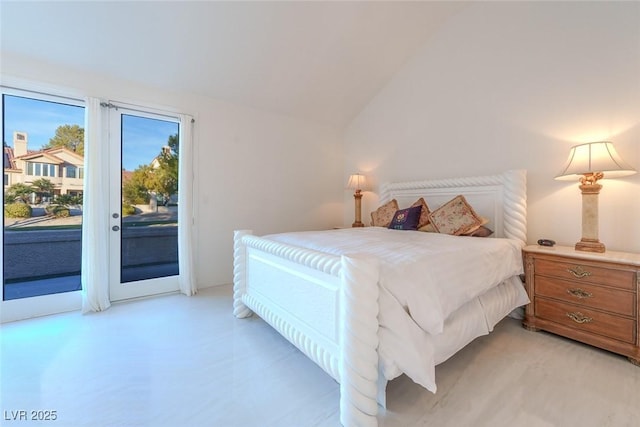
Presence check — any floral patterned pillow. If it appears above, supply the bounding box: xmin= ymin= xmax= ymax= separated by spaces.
xmin=418 ymin=223 xmax=437 ymax=232
xmin=370 ymin=199 xmax=399 ymax=227
xmin=410 ymin=197 xmax=431 ymax=229
xmin=428 ymin=195 xmax=483 ymax=235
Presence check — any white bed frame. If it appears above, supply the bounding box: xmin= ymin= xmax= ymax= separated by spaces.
xmin=233 ymin=170 xmax=527 ymax=427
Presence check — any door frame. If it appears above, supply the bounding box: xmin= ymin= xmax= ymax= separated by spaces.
xmin=107 ymin=106 xmax=180 ymax=302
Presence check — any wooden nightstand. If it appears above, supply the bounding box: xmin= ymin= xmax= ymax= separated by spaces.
xmin=522 ymin=245 xmax=640 ymax=366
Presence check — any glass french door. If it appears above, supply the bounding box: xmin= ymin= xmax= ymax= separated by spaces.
xmin=1 ymin=89 xmax=84 ymax=322
xmin=108 ymin=107 xmax=180 ymax=301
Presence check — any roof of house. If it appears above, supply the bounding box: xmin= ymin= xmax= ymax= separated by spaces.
xmin=25 ymin=146 xmax=84 ymax=163
xmin=3 ymin=146 xmax=19 ymax=171
xmin=4 ymin=145 xmax=83 ymax=172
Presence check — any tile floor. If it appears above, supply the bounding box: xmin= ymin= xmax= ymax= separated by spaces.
xmin=1 ymin=285 xmax=638 ymax=427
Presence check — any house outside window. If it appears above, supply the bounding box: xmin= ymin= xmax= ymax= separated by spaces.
xmin=6 ymin=132 xmax=84 ymax=198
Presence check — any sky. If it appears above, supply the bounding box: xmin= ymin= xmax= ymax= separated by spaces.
xmin=3 ymin=94 xmax=178 ymax=171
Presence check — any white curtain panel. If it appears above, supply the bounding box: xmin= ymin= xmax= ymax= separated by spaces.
xmin=178 ymin=114 xmax=197 ymax=295
xmin=81 ymin=97 xmax=111 ymax=313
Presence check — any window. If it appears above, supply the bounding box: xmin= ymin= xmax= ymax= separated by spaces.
xmin=26 ymin=162 xmax=57 ymax=177
xmin=2 ymin=91 xmax=84 ymax=305
xmin=66 ymin=165 xmax=83 ymax=179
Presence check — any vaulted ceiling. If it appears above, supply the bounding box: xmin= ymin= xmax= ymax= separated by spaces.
xmin=0 ymin=1 xmax=468 ymax=128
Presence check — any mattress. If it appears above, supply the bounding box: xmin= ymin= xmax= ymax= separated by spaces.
xmin=267 ymin=227 xmax=524 ymax=335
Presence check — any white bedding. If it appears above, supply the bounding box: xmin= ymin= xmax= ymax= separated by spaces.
xmin=267 ymin=227 xmax=524 ymax=335
xmin=265 ymin=227 xmax=528 ymax=393
xmin=378 ymin=276 xmax=529 ymax=392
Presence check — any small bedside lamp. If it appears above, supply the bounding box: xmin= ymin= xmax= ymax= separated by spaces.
xmin=555 ymin=141 xmax=636 ymax=253
xmin=347 ymin=174 xmax=366 ymax=227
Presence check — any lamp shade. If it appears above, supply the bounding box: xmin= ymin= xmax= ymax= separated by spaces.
xmin=555 ymin=141 xmax=636 ymax=181
xmin=347 ymin=174 xmax=366 ymax=191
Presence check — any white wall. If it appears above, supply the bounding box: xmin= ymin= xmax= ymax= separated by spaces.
xmin=1 ymin=52 xmax=344 ymax=288
xmin=344 ymin=1 xmax=640 ymax=253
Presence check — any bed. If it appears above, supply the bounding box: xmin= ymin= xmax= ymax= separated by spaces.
xmin=233 ymin=169 xmax=528 ymax=427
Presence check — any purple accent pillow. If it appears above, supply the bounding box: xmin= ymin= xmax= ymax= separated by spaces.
xmin=388 ymin=205 xmax=422 ymax=230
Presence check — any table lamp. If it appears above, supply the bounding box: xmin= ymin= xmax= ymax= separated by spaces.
xmin=347 ymin=174 xmax=366 ymax=227
xmin=555 ymin=141 xmax=636 ymax=252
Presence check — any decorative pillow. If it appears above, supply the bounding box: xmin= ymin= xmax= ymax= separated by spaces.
xmin=410 ymin=197 xmax=431 ymax=229
xmin=460 ymin=216 xmax=490 ymax=235
xmin=428 ymin=195 xmax=484 ymax=235
xmin=418 ymin=223 xmax=437 ymax=233
xmin=388 ymin=205 xmax=422 ymax=230
xmin=370 ymin=199 xmax=399 ymax=227
xmin=464 ymin=225 xmax=494 ymax=237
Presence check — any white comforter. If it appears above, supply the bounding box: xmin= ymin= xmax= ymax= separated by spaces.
xmin=267 ymin=227 xmax=524 ymax=336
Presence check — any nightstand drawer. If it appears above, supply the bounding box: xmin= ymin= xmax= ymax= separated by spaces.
xmin=535 ymin=259 xmax=635 ymax=290
xmin=535 ymin=276 xmax=635 ymax=317
xmin=524 ymin=246 xmax=640 ymax=365
xmin=535 ymin=298 xmax=635 ymax=344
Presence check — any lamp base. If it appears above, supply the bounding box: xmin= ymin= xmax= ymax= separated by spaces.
xmin=575 ymin=238 xmax=605 ymax=253
xmin=352 ymin=191 xmax=364 ymax=228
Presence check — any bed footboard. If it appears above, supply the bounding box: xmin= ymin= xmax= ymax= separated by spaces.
xmin=233 ymin=230 xmax=380 ymax=427
xmin=339 ymin=255 xmax=380 ymax=426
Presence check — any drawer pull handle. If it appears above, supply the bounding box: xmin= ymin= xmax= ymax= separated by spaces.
xmin=566 ymin=312 xmax=593 ymax=324
xmin=567 ymin=288 xmax=593 ymax=299
xmin=567 ymin=266 xmax=592 ymax=279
